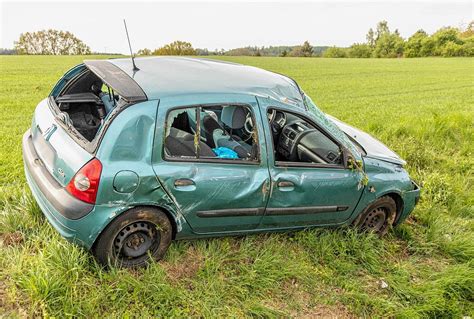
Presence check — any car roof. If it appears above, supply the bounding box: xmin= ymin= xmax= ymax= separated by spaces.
xmin=106 ymin=56 xmax=304 ymax=107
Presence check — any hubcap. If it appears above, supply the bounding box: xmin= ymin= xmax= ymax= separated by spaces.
xmin=114 ymin=222 xmax=160 ymax=259
xmin=362 ymin=207 xmax=387 ymax=232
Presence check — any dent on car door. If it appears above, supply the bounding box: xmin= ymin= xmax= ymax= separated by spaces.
xmin=152 ymin=102 xmax=271 ymax=234
xmin=257 ymin=98 xmax=364 ymax=228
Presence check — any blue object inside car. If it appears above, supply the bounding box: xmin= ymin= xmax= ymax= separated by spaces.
xmin=212 ymin=147 xmax=239 ymax=159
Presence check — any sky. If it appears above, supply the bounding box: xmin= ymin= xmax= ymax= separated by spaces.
xmin=1 ymin=0 xmax=472 ymax=53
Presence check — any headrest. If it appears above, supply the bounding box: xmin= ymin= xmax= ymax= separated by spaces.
xmin=221 ymin=106 xmax=246 ymax=129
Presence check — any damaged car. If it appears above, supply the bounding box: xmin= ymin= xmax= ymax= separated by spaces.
xmin=23 ymin=57 xmax=420 ymax=267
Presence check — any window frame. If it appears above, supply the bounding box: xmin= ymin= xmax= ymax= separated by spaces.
xmin=162 ymin=103 xmax=261 ymax=165
xmin=267 ymin=107 xmax=349 ymax=169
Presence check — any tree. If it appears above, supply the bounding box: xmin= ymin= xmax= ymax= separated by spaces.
xmin=441 ymin=41 xmax=464 ymax=57
xmin=420 ymin=36 xmax=436 ymax=56
xmin=280 ymin=49 xmax=288 ymax=57
xmin=301 ymin=41 xmax=314 ymax=57
xmin=323 ymin=46 xmax=347 ymax=58
xmin=366 ymin=28 xmax=375 ymax=47
xmin=373 ymin=32 xmax=404 ymax=57
xmin=348 ymin=43 xmax=372 ymax=58
xmin=289 ymin=46 xmax=303 ymax=57
xmin=153 ymin=41 xmax=197 ymax=55
xmin=460 ymin=21 xmax=474 ymax=39
xmin=375 ymin=21 xmax=390 ymax=41
xmin=137 ymin=48 xmax=152 ymax=56
xmin=461 ymin=37 xmax=474 ymax=57
xmin=365 ymin=22 xmax=405 ymax=58
xmin=404 ymin=30 xmax=428 ymax=57
xmin=195 ymin=48 xmax=210 ymax=56
xmin=431 ymin=27 xmax=463 ymax=56
xmin=15 ymin=29 xmax=90 ymax=55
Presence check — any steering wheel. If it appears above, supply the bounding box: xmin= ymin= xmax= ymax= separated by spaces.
xmin=244 ymin=109 xmax=276 ymax=135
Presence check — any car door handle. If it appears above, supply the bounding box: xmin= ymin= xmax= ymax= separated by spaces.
xmin=277 ymin=181 xmax=294 ymax=188
xmin=174 ymin=178 xmax=195 ymax=187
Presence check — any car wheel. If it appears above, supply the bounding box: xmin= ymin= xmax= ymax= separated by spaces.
xmin=355 ymin=196 xmax=396 ymax=236
xmin=93 ymin=207 xmax=172 ymax=268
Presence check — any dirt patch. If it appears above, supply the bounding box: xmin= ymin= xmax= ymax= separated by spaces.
xmin=296 ymin=303 xmax=355 ymax=319
xmin=0 ymin=279 xmax=6 ymax=309
xmin=263 ymin=279 xmax=356 ymax=318
xmin=0 ymin=231 xmax=23 ymax=247
xmin=0 ymin=279 xmax=28 ymax=318
xmin=162 ymin=246 xmax=204 ymax=284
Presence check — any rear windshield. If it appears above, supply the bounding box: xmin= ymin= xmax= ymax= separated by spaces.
xmin=50 ymin=62 xmax=143 ymax=153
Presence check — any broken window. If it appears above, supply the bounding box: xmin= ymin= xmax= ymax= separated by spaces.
xmin=164 ymin=104 xmax=259 ymax=161
xmin=53 ymin=69 xmax=125 ymax=142
xmin=267 ymin=109 xmax=343 ymax=165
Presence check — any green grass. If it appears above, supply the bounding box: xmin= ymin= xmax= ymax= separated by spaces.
xmin=1 ymin=56 xmax=473 ymax=318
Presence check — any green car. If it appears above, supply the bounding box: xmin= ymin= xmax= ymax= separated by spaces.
xmin=23 ymin=57 xmax=420 ymax=267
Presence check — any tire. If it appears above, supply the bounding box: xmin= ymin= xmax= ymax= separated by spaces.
xmin=354 ymin=196 xmax=396 ymax=236
xmin=93 ymin=207 xmax=172 ymax=268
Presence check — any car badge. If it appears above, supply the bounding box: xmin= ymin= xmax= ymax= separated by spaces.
xmin=57 ymin=168 xmax=65 ymax=178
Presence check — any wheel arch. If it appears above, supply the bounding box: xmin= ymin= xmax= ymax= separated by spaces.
xmin=91 ymin=204 xmax=179 ymax=251
xmin=379 ymin=191 xmax=404 ymax=225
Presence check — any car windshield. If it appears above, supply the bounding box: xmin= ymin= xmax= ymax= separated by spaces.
xmin=303 ymin=94 xmax=360 ymax=156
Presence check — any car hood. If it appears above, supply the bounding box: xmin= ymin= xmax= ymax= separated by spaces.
xmin=327 ymin=115 xmax=406 ymax=166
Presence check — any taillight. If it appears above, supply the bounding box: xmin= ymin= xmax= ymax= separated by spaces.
xmin=66 ymin=158 xmax=102 ymax=204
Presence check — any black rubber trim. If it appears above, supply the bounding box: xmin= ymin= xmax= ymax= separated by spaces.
xmin=197 ymin=207 xmax=264 ymax=218
xmin=84 ymin=60 xmax=147 ymax=103
xmin=266 ymin=205 xmax=348 ymax=216
xmin=22 ymin=130 xmax=94 ymax=220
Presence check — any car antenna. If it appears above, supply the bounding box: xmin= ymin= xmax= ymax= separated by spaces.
xmin=123 ymin=19 xmax=139 ymax=71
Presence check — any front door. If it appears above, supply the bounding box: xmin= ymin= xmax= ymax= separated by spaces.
xmin=153 ymin=98 xmax=271 ymax=234
xmin=257 ymin=97 xmax=364 ymax=228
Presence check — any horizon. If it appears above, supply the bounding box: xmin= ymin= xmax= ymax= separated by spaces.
xmin=1 ymin=1 xmax=473 ymax=53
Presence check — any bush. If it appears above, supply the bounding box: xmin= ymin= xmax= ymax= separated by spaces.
xmin=323 ymin=46 xmax=347 ymax=58
xmin=348 ymin=43 xmax=372 ymax=58
xmin=442 ymin=41 xmax=464 ymax=57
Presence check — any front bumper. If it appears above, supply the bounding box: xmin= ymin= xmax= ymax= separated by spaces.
xmin=394 ymin=181 xmax=421 ymax=226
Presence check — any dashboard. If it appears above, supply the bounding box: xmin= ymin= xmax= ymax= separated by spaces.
xmin=274 ymin=112 xmax=342 ymax=165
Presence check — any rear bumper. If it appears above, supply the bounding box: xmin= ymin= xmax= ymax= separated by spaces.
xmin=23 ymin=129 xmax=100 ymax=248
xmin=22 ymin=130 xmax=93 ymax=219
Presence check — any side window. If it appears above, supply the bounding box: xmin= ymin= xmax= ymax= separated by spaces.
xmin=267 ymin=109 xmax=343 ymax=165
xmin=164 ymin=104 xmax=259 ymax=162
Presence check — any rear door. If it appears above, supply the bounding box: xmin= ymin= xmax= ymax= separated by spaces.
xmin=152 ymin=95 xmax=271 ymax=234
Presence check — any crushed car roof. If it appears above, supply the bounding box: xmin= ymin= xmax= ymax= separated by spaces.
xmin=102 ymin=56 xmax=304 ymax=106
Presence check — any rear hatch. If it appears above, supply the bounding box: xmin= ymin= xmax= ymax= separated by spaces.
xmin=31 ymin=98 xmax=93 ymax=186
xmin=30 ymin=60 xmax=147 ymax=187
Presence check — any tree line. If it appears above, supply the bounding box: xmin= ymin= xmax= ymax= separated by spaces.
xmin=136 ymin=21 xmax=473 ymax=58
xmin=7 ymin=21 xmax=473 ymax=57
xmin=323 ymin=21 xmax=473 ymax=58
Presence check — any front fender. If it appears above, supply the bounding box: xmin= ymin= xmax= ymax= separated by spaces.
xmin=349 ymin=157 xmax=419 ymax=225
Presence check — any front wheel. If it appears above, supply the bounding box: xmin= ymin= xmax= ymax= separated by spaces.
xmin=93 ymin=207 xmax=172 ymax=268
xmin=354 ymin=196 xmax=396 ymax=236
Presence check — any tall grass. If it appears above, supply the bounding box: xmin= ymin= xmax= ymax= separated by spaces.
xmin=1 ymin=56 xmax=473 ymax=317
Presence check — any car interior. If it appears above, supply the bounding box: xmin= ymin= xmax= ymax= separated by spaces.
xmin=164 ymin=105 xmax=258 ymax=160
xmin=53 ymin=69 xmax=123 ymax=141
xmin=164 ymin=104 xmax=342 ymax=165
xmin=265 ymin=109 xmax=343 ymax=165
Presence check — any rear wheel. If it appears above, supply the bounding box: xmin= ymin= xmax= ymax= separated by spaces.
xmin=355 ymin=196 xmax=396 ymax=236
xmin=93 ymin=207 xmax=172 ymax=268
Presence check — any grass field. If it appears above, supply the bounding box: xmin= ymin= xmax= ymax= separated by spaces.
xmin=0 ymin=55 xmax=473 ymax=318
